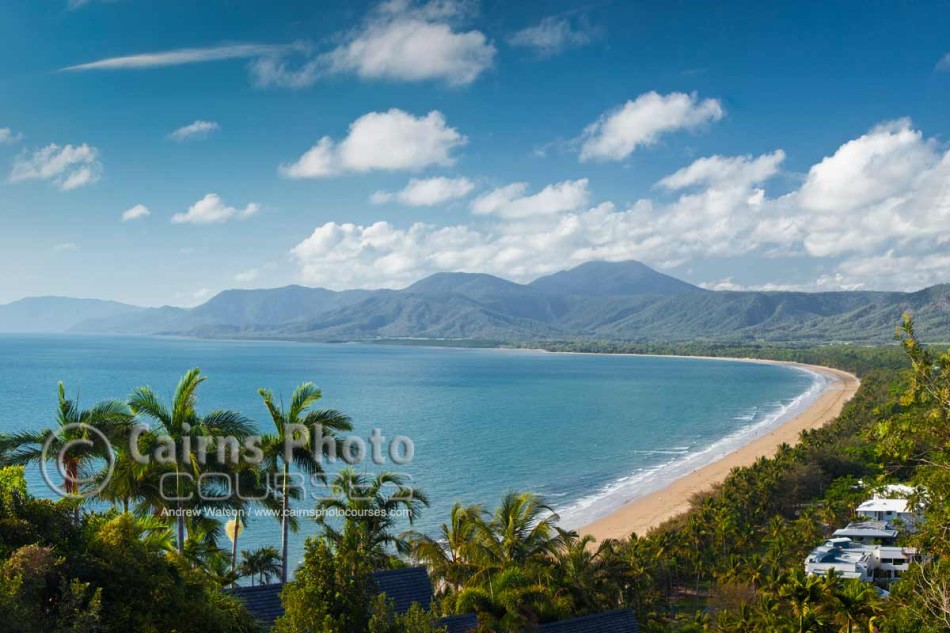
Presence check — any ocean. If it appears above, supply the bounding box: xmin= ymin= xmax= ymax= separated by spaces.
xmin=0 ymin=333 xmax=820 ymax=573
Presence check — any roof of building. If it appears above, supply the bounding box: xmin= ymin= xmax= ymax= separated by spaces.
xmin=224 ymin=584 xmax=283 ymax=629
xmin=805 ymin=538 xmax=871 ymax=566
xmin=538 ymin=609 xmax=640 ymax=633
xmin=440 ymin=613 xmax=479 ymax=633
xmin=857 ymin=498 xmax=910 ymax=514
xmin=374 ymin=566 xmax=434 ymax=614
xmin=225 ymin=566 xmax=435 ymax=630
xmin=833 ymin=521 xmax=899 ymax=540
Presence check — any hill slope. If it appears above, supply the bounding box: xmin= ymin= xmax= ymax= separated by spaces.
xmin=0 ymin=297 xmax=142 ymax=332
xmin=5 ymin=261 xmax=948 ymax=343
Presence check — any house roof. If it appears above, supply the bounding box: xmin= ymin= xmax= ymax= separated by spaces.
xmin=441 ymin=613 xmax=479 ymax=633
xmin=833 ymin=521 xmax=898 ymax=540
xmin=538 ymin=609 xmax=640 ymax=633
xmin=374 ymin=566 xmax=434 ymax=614
xmin=857 ymin=498 xmax=910 ymax=514
xmin=224 ymin=566 xmax=437 ymax=630
xmin=224 ymin=584 xmax=283 ymax=629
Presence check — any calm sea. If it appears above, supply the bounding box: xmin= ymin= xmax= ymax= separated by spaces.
xmin=0 ymin=334 xmax=819 ymax=573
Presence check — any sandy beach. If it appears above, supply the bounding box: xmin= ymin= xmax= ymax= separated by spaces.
xmin=579 ymin=360 xmax=860 ymax=542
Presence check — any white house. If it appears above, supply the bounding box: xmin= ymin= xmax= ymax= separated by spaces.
xmin=869 ymin=545 xmax=917 ymax=580
xmin=805 ymin=484 xmax=924 ymax=585
xmin=805 ymin=538 xmax=873 ymax=581
xmin=805 ymin=539 xmax=919 ymax=583
xmin=855 ymin=484 xmax=921 ymax=530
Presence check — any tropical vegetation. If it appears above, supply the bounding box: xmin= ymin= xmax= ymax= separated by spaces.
xmin=2 ymin=317 xmax=950 ymax=631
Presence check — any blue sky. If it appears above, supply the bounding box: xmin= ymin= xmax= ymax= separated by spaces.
xmin=1 ymin=0 xmax=949 ymax=306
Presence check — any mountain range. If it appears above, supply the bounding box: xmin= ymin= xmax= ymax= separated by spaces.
xmin=2 ymin=261 xmax=948 ymax=343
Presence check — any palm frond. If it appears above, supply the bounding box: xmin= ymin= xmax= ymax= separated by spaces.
xmin=201 ymin=409 xmax=255 ymax=439
xmin=128 ymin=386 xmax=172 ymax=428
xmin=289 ymin=382 xmax=322 ymax=420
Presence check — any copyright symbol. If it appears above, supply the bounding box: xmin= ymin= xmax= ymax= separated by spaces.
xmin=40 ymin=422 xmax=115 ymax=500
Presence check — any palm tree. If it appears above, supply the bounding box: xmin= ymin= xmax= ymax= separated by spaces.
xmin=407 ymin=501 xmax=485 ymax=592
xmin=317 ymin=468 xmax=429 ymax=569
xmin=833 ymin=579 xmax=880 ymax=633
xmin=454 ymin=566 xmax=559 ymax=631
xmin=128 ymin=368 xmax=254 ymax=554
xmin=779 ymin=569 xmax=830 ymax=633
xmin=472 ymin=491 xmax=565 ymax=579
xmin=258 ymin=382 xmax=352 ymax=583
xmin=5 ymin=382 xmax=132 ymax=504
xmin=552 ymin=532 xmax=624 ymax=613
xmin=240 ymin=546 xmax=282 ymax=585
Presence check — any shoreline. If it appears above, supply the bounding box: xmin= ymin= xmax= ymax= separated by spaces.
xmin=577 ymin=360 xmax=860 ymax=542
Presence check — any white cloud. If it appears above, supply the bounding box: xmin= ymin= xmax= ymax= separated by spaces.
xmin=797 ymin=119 xmax=935 ymax=214
xmin=235 ymin=268 xmax=260 ymax=283
xmin=579 ymin=92 xmax=725 ymax=162
xmin=120 ymin=204 xmax=150 ymax=222
xmin=817 ymin=252 xmax=950 ymax=291
xmin=371 ymin=176 xmax=474 ymax=206
xmin=471 ymin=179 xmax=590 ymax=219
xmin=936 ymin=53 xmax=950 ymax=71
xmin=171 ymin=194 xmax=261 ymax=224
xmin=63 ymin=2 xmax=492 ymax=88
xmin=658 ymin=151 xmax=785 ymax=190
xmin=508 ymin=16 xmax=596 ymax=56
xmin=63 ymin=44 xmax=284 ymax=71
xmin=169 ymin=120 xmax=220 ymax=142
xmin=193 ymin=288 xmax=213 ymax=301
xmin=52 ymin=242 xmax=79 ymax=252
xmin=9 ymin=143 xmax=102 ymax=190
xmin=251 ymin=0 xmax=495 ymax=88
xmin=698 ymin=277 xmax=813 ymax=292
xmin=290 ymin=119 xmax=950 ymax=293
xmin=281 ymin=109 xmax=465 ymax=178
xmin=0 ymin=128 xmax=22 ymax=144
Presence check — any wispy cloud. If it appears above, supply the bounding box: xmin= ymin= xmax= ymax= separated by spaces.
xmin=234 ymin=268 xmax=261 ymax=283
xmin=0 ymin=128 xmax=23 ymax=144
xmin=67 ymin=0 xmax=117 ymax=9
xmin=371 ymin=176 xmax=475 ymax=206
xmin=67 ymin=0 xmax=118 ymax=9
xmin=168 ymin=120 xmax=220 ymax=142
xmin=120 ymin=204 xmax=150 ymax=222
xmin=172 ymin=193 xmax=260 ymax=224
xmin=579 ymin=92 xmax=724 ymax=162
xmin=9 ymin=143 xmax=102 ymax=190
xmin=508 ymin=15 xmax=598 ymax=57
xmin=62 ymin=44 xmax=284 ymax=71
xmin=937 ymin=53 xmax=950 ymax=71
xmin=63 ymin=2 xmax=494 ymax=88
xmin=471 ymin=179 xmax=589 ymax=219
xmin=52 ymin=242 xmax=79 ymax=252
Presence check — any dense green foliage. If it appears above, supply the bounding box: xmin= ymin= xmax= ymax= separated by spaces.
xmin=273 ymin=534 xmax=445 ymax=633
xmin=0 ymin=466 xmax=258 ymax=633
xmin=520 ymin=340 xmax=911 ymax=377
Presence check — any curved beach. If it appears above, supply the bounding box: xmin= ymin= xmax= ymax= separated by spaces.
xmin=579 ymin=361 xmax=860 ymax=542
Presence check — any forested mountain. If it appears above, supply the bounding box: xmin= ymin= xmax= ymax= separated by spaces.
xmin=3 ymin=262 xmax=949 ymax=343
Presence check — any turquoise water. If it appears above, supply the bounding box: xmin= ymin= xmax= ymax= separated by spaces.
xmin=0 ymin=334 xmax=819 ymax=573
